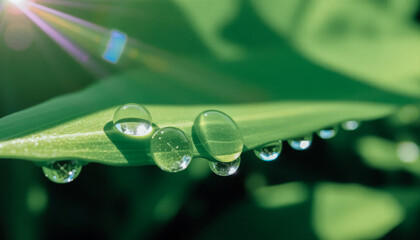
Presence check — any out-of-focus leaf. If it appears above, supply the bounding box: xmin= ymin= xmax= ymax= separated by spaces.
xmin=356 ymin=136 xmax=420 ymax=175
xmin=251 ymin=182 xmax=308 ymax=209
xmin=253 ymin=0 xmax=420 ymax=97
xmin=313 ymin=182 xmax=405 ymax=240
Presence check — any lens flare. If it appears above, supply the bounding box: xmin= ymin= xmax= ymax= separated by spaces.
xmin=103 ymin=30 xmax=127 ymax=64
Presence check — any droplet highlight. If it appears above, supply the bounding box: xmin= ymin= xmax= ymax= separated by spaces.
xmin=194 ymin=110 xmax=243 ymax=162
xmin=151 ymin=127 xmax=193 ymax=172
xmin=209 ymin=157 xmax=241 ymax=176
xmin=254 ymin=141 xmax=282 ymax=161
xmin=342 ymin=120 xmax=360 ymax=131
xmin=113 ymin=103 xmax=152 ymax=136
xmin=317 ymin=126 xmax=338 ymax=139
xmin=42 ymin=160 xmax=82 ymax=184
xmin=288 ymin=135 xmax=312 ymax=151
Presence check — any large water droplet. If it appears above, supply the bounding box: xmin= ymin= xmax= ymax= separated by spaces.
xmin=42 ymin=160 xmax=82 ymax=184
xmin=194 ymin=110 xmax=243 ymax=162
xmin=254 ymin=141 xmax=282 ymax=161
xmin=151 ymin=127 xmax=193 ymax=172
xmin=288 ymin=135 xmax=312 ymax=151
xmin=113 ymin=103 xmax=152 ymax=136
xmin=341 ymin=120 xmax=360 ymax=131
xmin=209 ymin=157 xmax=241 ymax=176
xmin=317 ymin=126 xmax=338 ymax=139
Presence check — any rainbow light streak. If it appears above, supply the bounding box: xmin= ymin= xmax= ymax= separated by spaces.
xmin=18 ymin=5 xmax=89 ymax=63
xmin=102 ymin=30 xmax=127 ymax=64
xmin=36 ymin=0 xmax=100 ymax=11
xmin=29 ymin=2 xmax=106 ymax=33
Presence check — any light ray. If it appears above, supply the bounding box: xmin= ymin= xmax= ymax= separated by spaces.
xmin=28 ymin=2 xmax=107 ymax=33
xmin=28 ymin=3 xmax=107 ymax=55
xmin=16 ymin=4 xmax=109 ymax=77
xmin=35 ymin=0 xmax=149 ymax=17
xmin=28 ymin=5 xmax=126 ymax=65
xmin=18 ymin=5 xmax=89 ymax=63
xmin=35 ymin=0 xmax=104 ymax=11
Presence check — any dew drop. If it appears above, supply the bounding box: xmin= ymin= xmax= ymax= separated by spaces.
xmin=42 ymin=160 xmax=82 ymax=184
xmin=209 ymin=156 xmax=241 ymax=176
xmin=254 ymin=141 xmax=282 ymax=161
xmin=151 ymin=127 xmax=193 ymax=173
xmin=341 ymin=120 xmax=360 ymax=131
xmin=288 ymin=135 xmax=312 ymax=151
xmin=194 ymin=110 xmax=243 ymax=162
xmin=317 ymin=126 xmax=338 ymax=139
xmin=113 ymin=103 xmax=152 ymax=136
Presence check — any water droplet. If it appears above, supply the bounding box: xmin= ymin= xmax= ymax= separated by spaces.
xmin=113 ymin=103 xmax=152 ymax=136
xmin=194 ymin=110 xmax=243 ymax=162
xmin=341 ymin=120 xmax=360 ymax=131
xmin=254 ymin=141 xmax=282 ymax=161
xmin=209 ymin=156 xmax=241 ymax=176
xmin=317 ymin=126 xmax=338 ymax=139
xmin=42 ymin=160 xmax=82 ymax=184
xmin=288 ymin=135 xmax=312 ymax=151
xmin=151 ymin=127 xmax=193 ymax=172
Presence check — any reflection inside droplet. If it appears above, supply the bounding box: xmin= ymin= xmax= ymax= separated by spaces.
xmin=254 ymin=141 xmax=282 ymax=161
xmin=194 ymin=110 xmax=243 ymax=162
xmin=151 ymin=127 xmax=193 ymax=172
xmin=42 ymin=160 xmax=82 ymax=184
xmin=288 ymin=136 xmax=312 ymax=151
xmin=317 ymin=126 xmax=338 ymax=139
xmin=342 ymin=120 xmax=360 ymax=131
xmin=209 ymin=156 xmax=241 ymax=176
xmin=113 ymin=103 xmax=152 ymax=136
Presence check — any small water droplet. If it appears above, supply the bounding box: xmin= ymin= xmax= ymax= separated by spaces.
xmin=42 ymin=160 xmax=82 ymax=184
xmin=341 ymin=120 xmax=360 ymax=131
xmin=209 ymin=156 xmax=241 ymax=176
xmin=317 ymin=126 xmax=338 ymax=139
xmin=254 ymin=141 xmax=282 ymax=161
xmin=288 ymin=135 xmax=312 ymax=151
xmin=113 ymin=103 xmax=152 ymax=136
xmin=151 ymin=127 xmax=193 ymax=172
xmin=194 ymin=110 xmax=243 ymax=162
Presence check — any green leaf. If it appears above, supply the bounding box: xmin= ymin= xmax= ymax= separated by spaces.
xmin=0 ymin=63 xmax=414 ymax=166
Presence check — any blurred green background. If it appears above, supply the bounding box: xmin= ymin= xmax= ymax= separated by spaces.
xmin=2 ymin=0 xmax=420 ymax=239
